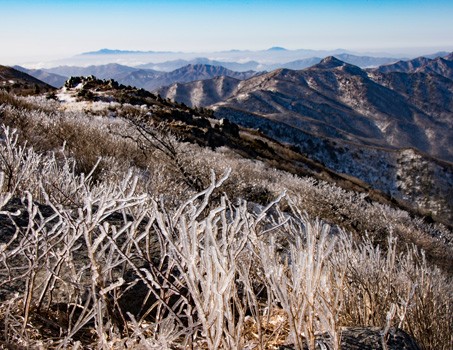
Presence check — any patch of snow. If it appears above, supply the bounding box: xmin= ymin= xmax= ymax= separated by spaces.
xmin=63 ymin=99 xmax=114 ymax=113
xmin=237 ymin=93 xmax=249 ymax=101
xmin=375 ymin=120 xmax=391 ymax=133
xmin=306 ymin=77 xmax=317 ymax=90
xmin=425 ymin=128 xmax=435 ymax=141
xmin=55 ymin=87 xmax=113 ymax=112
xmin=56 ymin=90 xmax=77 ymax=103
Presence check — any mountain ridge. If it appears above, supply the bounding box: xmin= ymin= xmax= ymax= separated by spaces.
xmin=156 ymin=55 xmax=453 ymax=221
xmin=157 ymin=55 xmax=453 ymax=159
xmin=373 ymin=52 xmax=453 ymax=80
xmin=12 ymin=65 xmax=68 ymax=88
xmin=0 ymin=65 xmax=56 ymax=94
xmin=40 ymin=63 xmax=260 ymax=92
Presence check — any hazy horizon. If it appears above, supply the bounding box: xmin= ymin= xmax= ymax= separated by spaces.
xmin=1 ymin=0 xmax=453 ymax=66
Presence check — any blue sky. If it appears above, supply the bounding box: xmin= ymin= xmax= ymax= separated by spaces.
xmin=1 ymin=0 xmax=453 ymax=64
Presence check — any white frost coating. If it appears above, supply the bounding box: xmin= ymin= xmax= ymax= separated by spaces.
xmin=56 ymin=90 xmax=77 ymax=103
xmin=306 ymin=77 xmax=317 ymax=89
xmin=188 ymin=80 xmax=204 ymax=107
xmin=236 ymin=93 xmax=249 ymax=101
xmin=425 ymin=128 xmax=435 ymax=141
xmin=55 ymin=88 xmax=117 ymax=112
xmin=375 ymin=120 xmax=391 ymax=133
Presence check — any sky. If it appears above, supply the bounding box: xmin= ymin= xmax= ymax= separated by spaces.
xmin=1 ymin=0 xmax=453 ymax=65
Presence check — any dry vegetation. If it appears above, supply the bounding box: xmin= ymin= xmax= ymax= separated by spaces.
xmin=0 ymin=90 xmax=452 ymax=349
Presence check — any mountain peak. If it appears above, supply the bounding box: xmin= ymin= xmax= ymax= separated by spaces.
xmin=267 ymin=46 xmax=288 ymax=51
xmin=315 ymin=56 xmax=346 ymax=69
xmin=444 ymin=52 xmax=453 ymax=61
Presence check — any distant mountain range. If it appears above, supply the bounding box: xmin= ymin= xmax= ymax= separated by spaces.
xmin=81 ymin=48 xmax=171 ymax=55
xmin=118 ymin=64 xmax=259 ymax=91
xmin=42 ymin=63 xmax=138 ymax=80
xmin=79 ymin=47 xmax=356 ymax=60
xmin=136 ymin=54 xmax=400 ymax=72
xmin=27 ymin=63 xmax=259 ymax=90
xmin=136 ymin=58 xmax=265 ymax=72
xmin=30 ymin=47 xmax=421 ymax=70
xmin=15 ymin=51 xmax=450 ymax=91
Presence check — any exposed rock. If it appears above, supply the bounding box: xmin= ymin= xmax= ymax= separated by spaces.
xmin=218 ymin=118 xmax=240 ymax=137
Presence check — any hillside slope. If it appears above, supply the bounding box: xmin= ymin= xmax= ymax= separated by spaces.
xmin=157 ymin=57 xmax=453 ymax=221
xmin=138 ymin=64 xmax=258 ymax=91
xmin=214 ymin=57 xmax=452 ymax=160
xmin=0 ymin=65 xmax=55 ymax=94
xmin=12 ymin=66 xmax=67 ymax=88
xmin=156 ymin=75 xmax=242 ymax=107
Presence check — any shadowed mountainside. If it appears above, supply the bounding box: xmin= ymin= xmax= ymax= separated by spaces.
xmin=0 ymin=65 xmax=56 ymax=94
xmin=12 ymin=66 xmax=67 ymax=88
